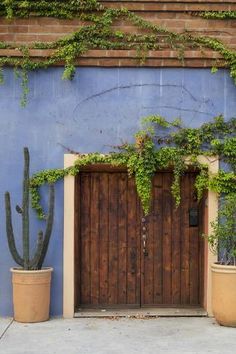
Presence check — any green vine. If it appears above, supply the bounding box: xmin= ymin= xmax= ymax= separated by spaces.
xmin=205 ymin=193 xmax=236 ymax=265
xmin=1 ymin=0 xmax=102 ymax=19
xmin=209 ymin=171 xmax=236 ymax=195
xmin=0 ymin=0 xmax=235 ymax=105
xmin=196 ymin=11 xmax=236 ymax=20
xmin=30 ymin=115 xmax=236 ymax=222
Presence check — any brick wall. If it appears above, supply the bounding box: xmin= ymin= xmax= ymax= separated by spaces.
xmin=0 ymin=1 xmax=235 ymax=68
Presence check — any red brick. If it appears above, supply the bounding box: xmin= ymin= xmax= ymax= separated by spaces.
xmin=7 ymin=25 xmax=28 ymax=33
xmin=14 ymin=18 xmax=38 ymax=26
xmin=102 ymin=1 xmax=236 ymax=12
xmin=14 ymin=34 xmax=38 ymax=42
xmin=77 ymin=58 xmax=101 ymax=66
xmin=28 ymin=25 xmax=77 ymax=34
xmin=0 ymin=1 xmax=234 ymax=68
xmin=141 ymin=12 xmax=177 ymax=20
xmin=0 ymin=18 xmax=14 ymax=25
xmin=36 ymin=34 xmax=64 ymax=42
xmin=0 ymin=25 xmax=9 ymax=33
xmin=0 ymin=34 xmax=14 ymax=41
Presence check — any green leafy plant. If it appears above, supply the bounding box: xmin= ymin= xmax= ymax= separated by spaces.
xmin=209 ymin=171 xmax=236 ymax=195
xmin=5 ymin=147 xmax=54 ymax=270
xmin=29 ymin=115 xmax=236 ymax=220
xmin=196 ymin=11 xmax=236 ymax=20
xmin=1 ymin=0 xmax=102 ymax=18
xmin=205 ymin=194 xmax=236 ymax=265
xmin=0 ymin=0 xmax=235 ymax=105
xmin=4 ymin=115 xmax=236 ymax=270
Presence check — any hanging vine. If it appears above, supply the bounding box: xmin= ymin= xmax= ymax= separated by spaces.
xmin=0 ymin=1 xmax=235 ymax=105
xmin=30 ymin=115 xmax=236 ymax=220
xmin=195 ymin=11 xmax=236 ymax=20
xmin=1 ymin=0 xmax=102 ymax=18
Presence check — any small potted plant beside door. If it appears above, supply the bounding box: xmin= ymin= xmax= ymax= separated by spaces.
xmin=5 ymin=147 xmax=54 ymax=323
xmin=207 ymin=193 xmax=236 ymax=327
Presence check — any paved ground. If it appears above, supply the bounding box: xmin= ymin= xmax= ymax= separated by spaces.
xmin=0 ymin=317 xmax=236 ymax=354
xmin=0 ymin=318 xmax=12 ymax=340
xmin=75 ymin=307 xmax=207 ymax=317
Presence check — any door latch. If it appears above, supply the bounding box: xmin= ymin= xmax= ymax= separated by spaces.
xmin=189 ymin=207 xmax=198 ymax=227
xmin=142 ymin=218 xmax=148 ymax=256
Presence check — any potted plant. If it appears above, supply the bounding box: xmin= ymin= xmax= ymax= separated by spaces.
xmin=5 ymin=147 xmax=54 ymax=323
xmin=207 ymin=193 xmax=236 ymax=327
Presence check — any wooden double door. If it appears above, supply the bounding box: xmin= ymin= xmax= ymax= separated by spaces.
xmin=75 ymin=169 xmax=204 ymax=309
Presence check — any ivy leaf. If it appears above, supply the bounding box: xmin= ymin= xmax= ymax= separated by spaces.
xmin=211 ymin=66 xmax=218 ymax=74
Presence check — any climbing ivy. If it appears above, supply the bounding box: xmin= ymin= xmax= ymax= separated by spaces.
xmin=209 ymin=171 xmax=236 ymax=195
xmin=0 ymin=1 xmax=235 ymax=105
xmin=30 ymin=115 xmax=236 ymax=221
xmin=196 ymin=11 xmax=236 ymax=20
xmin=205 ymin=193 xmax=236 ymax=265
xmin=1 ymin=0 xmax=102 ymax=18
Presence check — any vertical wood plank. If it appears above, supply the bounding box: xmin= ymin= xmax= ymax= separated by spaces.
xmin=90 ymin=173 xmax=100 ymax=305
xmin=108 ymin=173 xmax=119 ymax=305
xmin=117 ymin=173 xmax=128 ymax=304
xmin=171 ymin=186 xmax=181 ymax=305
xmin=142 ymin=176 xmax=154 ymax=305
xmin=127 ymin=177 xmax=139 ymax=305
xmin=153 ymin=173 xmax=163 ymax=304
xmin=162 ymin=173 xmax=172 ymax=304
xmin=189 ymin=173 xmax=200 ymax=305
xmin=99 ymin=172 xmax=109 ymax=305
xmin=79 ymin=173 xmax=91 ymax=305
xmin=180 ymin=173 xmax=190 ymax=304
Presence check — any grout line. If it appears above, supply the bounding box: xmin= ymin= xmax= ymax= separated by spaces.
xmin=0 ymin=319 xmax=14 ymax=341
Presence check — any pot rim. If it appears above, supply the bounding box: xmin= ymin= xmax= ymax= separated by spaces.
xmin=10 ymin=267 xmax=53 ymax=274
xmin=211 ymin=263 xmax=236 ymax=274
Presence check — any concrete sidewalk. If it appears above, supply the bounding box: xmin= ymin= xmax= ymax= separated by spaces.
xmin=0 ymin=318 xmax=12 ymax=341
xmin=0 ymin=317 xmax=236 ymax=354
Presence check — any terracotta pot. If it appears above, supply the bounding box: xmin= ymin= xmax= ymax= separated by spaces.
xmin=11 ymin=267 xmax=53 ymax=323
xmin=211 ymin=263 xmax=236 ymax=327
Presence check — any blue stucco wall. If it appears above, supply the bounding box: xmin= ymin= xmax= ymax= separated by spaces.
xmin=0 ymin=67 xmax=235 ymax=317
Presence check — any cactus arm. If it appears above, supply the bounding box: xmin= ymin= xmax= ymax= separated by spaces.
xmin=37 ymin=184 xmax=55 ymax=269
xmin=29 ymin=231 xmax=44 ymax=269
xmin=5 ymin=192 xmax=24 ymax=267
xmin=5 ymin=148 xmax=55 ymax=271
xmin=23 ymin=147 xmax=30 ymax=270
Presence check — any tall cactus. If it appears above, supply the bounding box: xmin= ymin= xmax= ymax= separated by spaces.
xmin=5 ymin=147 xmax=54 ymax=270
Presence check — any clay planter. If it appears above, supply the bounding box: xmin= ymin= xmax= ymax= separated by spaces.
xmin=211 ymin=263 xmax=236 ymax=327
xmin=11 ymin=267 xmax=53 ymax=323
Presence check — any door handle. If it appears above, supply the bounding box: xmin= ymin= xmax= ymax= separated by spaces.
xmin=142 ymin=220 xmax=148 ymax=256
xmin=142 ymin=235 xmax=146 ymax=249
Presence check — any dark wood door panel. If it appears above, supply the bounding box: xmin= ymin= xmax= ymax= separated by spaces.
xmin=77 ymin=172 xmax=141 ymax=308
xmin=141 ymin=172 xmax=203 ymax=307
xmin=75 ymin=170 xmax=204 ymax=309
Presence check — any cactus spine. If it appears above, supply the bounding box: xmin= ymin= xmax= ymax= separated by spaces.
xmin=5 ymin=147 xmax=54 ymax=270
